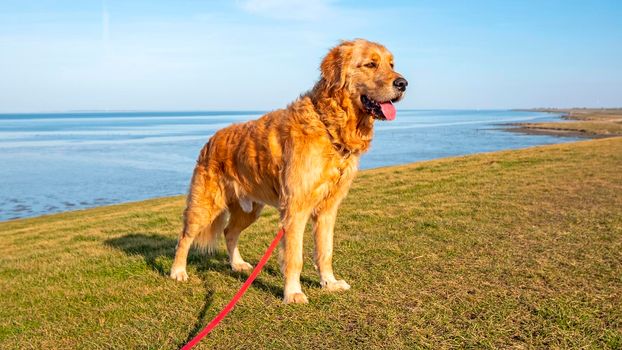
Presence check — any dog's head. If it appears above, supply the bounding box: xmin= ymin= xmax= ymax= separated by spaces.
xmin=320 ymin=39 xmax=407 ymax=121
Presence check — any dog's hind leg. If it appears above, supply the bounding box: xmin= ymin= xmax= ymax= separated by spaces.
xmin=170 ymin=165 xmax=226 ymax=282
xmin=224 ymin=201 xmax=264 ymax=272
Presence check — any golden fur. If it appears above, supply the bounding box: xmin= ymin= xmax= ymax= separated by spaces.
xmin=170 ymin=39 xmax=406 ymax=303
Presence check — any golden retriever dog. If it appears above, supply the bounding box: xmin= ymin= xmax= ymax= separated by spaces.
xmin=170 ymin=39 xmax=407 ymax=303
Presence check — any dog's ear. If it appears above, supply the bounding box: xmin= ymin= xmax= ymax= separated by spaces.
xmin=320 ymin=41 xmax=354 ymax=92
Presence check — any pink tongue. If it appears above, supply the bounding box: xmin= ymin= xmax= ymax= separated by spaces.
xmin=380 ymin=101 xmax=396 ymax=120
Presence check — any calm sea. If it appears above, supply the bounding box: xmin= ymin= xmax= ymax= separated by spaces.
xmin=0 ymin=110 xmax=580 ymax=221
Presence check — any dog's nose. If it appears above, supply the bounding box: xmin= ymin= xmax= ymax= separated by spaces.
xmin=393 ymin=77 xmax=408 ymax=92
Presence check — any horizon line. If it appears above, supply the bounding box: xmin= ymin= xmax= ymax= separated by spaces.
xmin=1 ymin=107 xmax=619 ymax=116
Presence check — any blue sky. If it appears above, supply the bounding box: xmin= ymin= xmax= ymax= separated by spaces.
xmin=0 ymin=0 xmax=621 ymax=112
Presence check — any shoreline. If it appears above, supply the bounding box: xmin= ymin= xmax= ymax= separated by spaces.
xmin=502 ymin=123 xmax=608 ymax=139
xmin=0 ymin=136 xmax=604 ymax=224
xmin=505 ymin=108 xmax=622 ymax=138
xmin=2 ymin=109 xmax=618 ymax=222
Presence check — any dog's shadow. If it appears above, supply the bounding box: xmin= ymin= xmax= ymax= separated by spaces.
xmin=104 ymin=233 xmax=319 ymax=300
xmin=106 ymin=233 xmax=321 ymax=346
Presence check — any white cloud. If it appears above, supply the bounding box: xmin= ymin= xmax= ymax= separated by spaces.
xmin=237 ymin=0 xmax=336 ymax=21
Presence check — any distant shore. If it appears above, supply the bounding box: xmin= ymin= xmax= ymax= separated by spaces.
xmin=506 ymin=108 xmax=622 ymax=138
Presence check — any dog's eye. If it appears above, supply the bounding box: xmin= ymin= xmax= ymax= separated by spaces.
xmin=390 ymin=63 xmax=394 ymax=69
xmin=364 ymin=62 xmax=377 ymax=69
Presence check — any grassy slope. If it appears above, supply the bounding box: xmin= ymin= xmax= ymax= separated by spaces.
xmin=514 ymin=109 xmax=622 ymax=137
xmin=1 ymin=138 xmax=622 ymax=349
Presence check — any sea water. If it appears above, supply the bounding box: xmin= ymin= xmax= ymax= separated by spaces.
xmin=0 ymin=110 xmax=581 ymax=221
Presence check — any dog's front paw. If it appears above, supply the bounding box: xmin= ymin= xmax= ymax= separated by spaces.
xmin=321 ymin=279 xmax=351 ymax=292
xmin=283 ymin=292 xmax=308 ymax=304
xmin=231 ymin=261 xmax=253 ymax=272
xmin=170 ymin=267 xmax=189 ymax=282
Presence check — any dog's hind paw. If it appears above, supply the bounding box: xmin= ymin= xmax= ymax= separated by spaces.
xmin=283 ymin=292 xmax=308 ymax=304
xmin=170 ymin=267 xmax=189 ymax=282
xmin=321 ymin=279 xmax=351 ymax=292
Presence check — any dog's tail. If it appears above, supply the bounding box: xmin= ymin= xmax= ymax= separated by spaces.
xmin=191 ymin=210 xmax=228 ymax=254
xmin=181 ymin=140 xmax=228 ymax=254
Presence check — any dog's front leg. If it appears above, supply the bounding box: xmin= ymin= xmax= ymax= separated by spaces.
xmin=279 ymin=207 xmax=312 ymax=304
xmin=312 ymin=202 xmax=351 ymax=292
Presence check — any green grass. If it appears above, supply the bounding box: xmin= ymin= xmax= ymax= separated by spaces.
xmin=1 ymin=138 xmax=622 ymax=349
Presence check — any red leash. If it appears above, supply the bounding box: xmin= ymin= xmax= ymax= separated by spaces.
xmin=180 ymin=228 xmax=285 ymax=350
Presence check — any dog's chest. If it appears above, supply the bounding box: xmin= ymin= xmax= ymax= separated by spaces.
xmin=335 ymin=156 xmax=358 ymax=182
xmin=317 ymin=155 xmax=358 ymax=198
